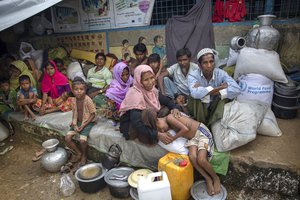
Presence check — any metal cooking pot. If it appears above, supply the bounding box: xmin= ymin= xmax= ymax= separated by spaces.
xmin=75 ymin=163 xmax=107 ymax=193
xmin=230 ymin=36 xmax=246 ymax=50
xmin=274 ymin=81 xmax=300 ymax=96
xmin=104 ymin=167 xmax=134 ymax=198
xmin=102 ymin=144 xmax=122 ymax=170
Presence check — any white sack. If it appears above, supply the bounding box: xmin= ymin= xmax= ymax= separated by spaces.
xmin=226 ymin=48 xmax=239 ymax=67
xmin=158 ymin=129 xmax=188 ymax=155
xmin=237 ymin=73 xmax=274 ymax=106
xmin=30 ymin=49 xmax=44 ymax=70
xmin=0 ymin=122 xmax=9 ymax=142
xmin=19 ymin=42 xmax=35 ymax=60
xmin=67 ymin=62 xmax=86 ymax=81
xmin=211 ymin=100 xmax=268 ymax=152
xmin=234 ymin=47 xmax=288 ymax=83
xmin=257 ymin=108 xmax=282 ymax=137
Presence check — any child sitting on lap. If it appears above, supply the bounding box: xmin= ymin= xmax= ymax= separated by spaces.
xmin=17 ymin=75 xmax=37 ymax=120
xmin=156 ymin=113 xmax=220 ymax=196
xmin=65 ymin=77 xmax=96 ymax=167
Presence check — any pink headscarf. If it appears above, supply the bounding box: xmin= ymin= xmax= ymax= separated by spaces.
xmin=120 ymin=65 xmax=161 ymax=113
xmin=41 ymin=60 xmax=69 ymax=99
xmin=105 ymin=62 xmax=133 ymax=105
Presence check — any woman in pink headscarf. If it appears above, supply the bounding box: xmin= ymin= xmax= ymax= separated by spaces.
xmin=34 ymin=60 xmax=72 ymax=115
xmin=119 ymin=64 xmax=179 ymax=145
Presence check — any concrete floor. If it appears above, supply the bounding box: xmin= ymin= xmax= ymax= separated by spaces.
xmin=230 ymin=117 xmax=300 ymax=174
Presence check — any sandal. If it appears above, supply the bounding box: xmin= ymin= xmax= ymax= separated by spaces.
xmin=0 ymin=145 xmax=13 ymax=156
xmin=35 ymin=149 xmax=46 ymax=157
xmin=32 ymin=154 xmax=42 ymax=162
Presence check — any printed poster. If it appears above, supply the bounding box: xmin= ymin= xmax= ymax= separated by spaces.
xmin=51 ymin=0 xmax=155 ymax=32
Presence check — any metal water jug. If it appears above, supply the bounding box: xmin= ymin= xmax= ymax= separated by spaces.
xmin=102 ymin=144 xmax=122 ymax=170
xmin=41 ymin=139 xmax=68 ymax=172
xmin=247 ymin=15 xmax=280 ymax=50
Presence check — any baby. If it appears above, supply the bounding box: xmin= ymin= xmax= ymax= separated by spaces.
xmin=156 ymin=113 xmax=220 ymax=196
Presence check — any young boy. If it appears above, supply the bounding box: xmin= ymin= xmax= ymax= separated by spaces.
xmin=0 ymin=78 xmax=17 ymax=111
xmin=17 ymin=75 xmax=38 ymax=120
xmin=174 ymin=93 xmax=189 ymax=115
xmin=156 ymin=113 xmax=220 ymax=196
xmin=65 ymin=77 xmax=96 ymax=166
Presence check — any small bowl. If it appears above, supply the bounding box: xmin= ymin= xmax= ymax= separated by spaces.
xmin=42 ymin=138 xmax=59 ymax=152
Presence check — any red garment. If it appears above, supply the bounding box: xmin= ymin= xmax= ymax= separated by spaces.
xmin=225 ymin=0 xmax=246 ymax=22
xmin=213 ymin=0 xmax=225 ymax=22
xmin=41 ymin=60 xmax=69 ymax=98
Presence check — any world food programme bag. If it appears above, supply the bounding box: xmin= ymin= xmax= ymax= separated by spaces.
xmin=237 ymin=73 xmax=274 ymax=106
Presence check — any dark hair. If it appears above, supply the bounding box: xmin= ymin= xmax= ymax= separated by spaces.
xmin=123 ymin=53 xmax=130 ymax=60
xmin=0 ymin=78 xmax=9 ymax=85
xmin=95 ymin=52 xmax=106 ymax=61
xmin=133 ymin=43 xmax=147 ymax=54
xmin=176 ymin=48 xmax=192 ymax=59
xmin=138 ymin=36 xmax=146 ymax=44
xmin=153 ymin=35 xmax=162 ymax=43
xmin=147 ymin=53 xmax=160 ymax=64
xmin=198 ymin=53 xmax=215 ymax=63
xmin=44 ymin=60 xmax=55 ymax=69
xmin=53 ymin=58 xmax=64 ymax=66
xmin=19 ymin=75 xmax=31 ymax=84
xmin=122 ymin=39 xmax=129 ymax=46
xmin=72 ymin=76 xmax=86 ymax=87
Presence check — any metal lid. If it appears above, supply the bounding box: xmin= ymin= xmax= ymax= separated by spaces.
xmin=104 ymin=167 xmax=134 ymax=187
xmin=191 ymin=180 xmax=227 ymax=200
xmin=128 ymin=169 xmax=153 ymax=188
xmin=130 ymin=188 xmax=139 ymax=200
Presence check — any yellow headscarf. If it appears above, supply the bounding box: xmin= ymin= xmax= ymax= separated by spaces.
xmin=9 ymin=60 xmax=37 ymax=90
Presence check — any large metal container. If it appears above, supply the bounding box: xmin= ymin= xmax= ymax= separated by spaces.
xmin=41 ymin=139 xmax=68 ymax=173
xmin=246 ymin=15 xmax=280 ymax=50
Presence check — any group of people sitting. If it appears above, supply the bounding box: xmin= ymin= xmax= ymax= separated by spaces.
xmin=0 ymin=43 xmax=241 ymax=196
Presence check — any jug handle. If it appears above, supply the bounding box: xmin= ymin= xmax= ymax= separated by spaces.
xmin=108 ymin=143 xmax=122 ymax=154
xmin=145 ymin=171 xmax=167 ymax=182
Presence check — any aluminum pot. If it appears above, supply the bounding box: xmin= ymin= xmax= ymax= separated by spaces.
xmin=41 ymin=139 xmax=68 ymax=172
xmin=104 ymin=167 xmax=134 ymax=198
xmin=75 ymin=163 xmax=107 ymax=193
xmin=274 ymin=81 xmax=300 ymax=96
xmin=230 ymin=36 xmax=246 ymax=50
xmin=272 ymin=102 xmax=300 ymax=119
xmin=247 ymin=15 xmax=280 ymax=50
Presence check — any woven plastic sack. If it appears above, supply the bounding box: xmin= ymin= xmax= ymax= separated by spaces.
xmin=210 ymin=150 xmax=230 ymax=176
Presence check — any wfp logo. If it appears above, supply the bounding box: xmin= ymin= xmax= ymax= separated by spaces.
xmin=239 ymin=81 xmax=247 ymax=92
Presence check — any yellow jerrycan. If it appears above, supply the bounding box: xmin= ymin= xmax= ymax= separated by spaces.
xmin=158 ymin=152 xmax=194 ymax=200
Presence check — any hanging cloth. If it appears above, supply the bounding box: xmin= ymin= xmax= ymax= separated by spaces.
xmin=213 ymin=0 xmax=225 ymax=23
xmin=165 ymin=1 xmax=215 ymax=65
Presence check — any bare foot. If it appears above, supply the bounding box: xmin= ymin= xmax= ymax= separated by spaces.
xmin=79 ymin=155 xmax=87 ymax=166
xmin=70 ymin=153 xmax=81 ymax=163
xmin=213 ymin=177 xmax=221 ymax=194
xmin=24 ymin=114 xmax=29 ymax=121
xmin=206 ymin=179 xmax=215 ymax=196
xmin=30 ymin=114 xmax=36 ymax=121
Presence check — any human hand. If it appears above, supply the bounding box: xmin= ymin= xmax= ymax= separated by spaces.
xmin=220 ymin=82 xmax=228 ymax=89
xmin=77 ymin=125 xmax=84 ymax=132
xmin=193 ymin=83 xmax=201 ymax=88
xmin=74 ymin=125 xmax=80 ymax=132
xmin=158 ymin=132 xmax=173 ymax=144
xmin=171 ymin=108 xmax=181 ymax=118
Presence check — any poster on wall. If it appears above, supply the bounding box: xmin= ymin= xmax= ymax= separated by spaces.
xmin=113 ymin=0 xmax=155 ymax=28
xmin=51 ymin=0 xmax=155 ymax=32
xmin=51 ymin=0 xmax=82 ymax=33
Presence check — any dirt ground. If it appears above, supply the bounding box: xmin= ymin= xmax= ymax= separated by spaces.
xmin=0 ymin=131 xmax=296 ymax=200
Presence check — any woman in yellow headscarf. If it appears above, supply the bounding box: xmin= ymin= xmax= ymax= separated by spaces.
xmin=9 ymin=60 xmax=37 ymax=91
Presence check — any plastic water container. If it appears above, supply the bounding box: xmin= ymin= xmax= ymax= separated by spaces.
xmin=158 ymin=152 xmax=194 ymax=200
xmin=137 ymin=171 xmax=172 ymax=200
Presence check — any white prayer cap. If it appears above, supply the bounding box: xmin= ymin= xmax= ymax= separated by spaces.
xmin=196 ymin=48 xmax=214 ymax=60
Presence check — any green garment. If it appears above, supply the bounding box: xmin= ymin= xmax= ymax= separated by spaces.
xmin=187 ymin=96 xmax=227 ymax=127
xmin=10 ymin=60 xmax=37 ymax=91
xmin=0 ymin=89 xmax=17 ymax=113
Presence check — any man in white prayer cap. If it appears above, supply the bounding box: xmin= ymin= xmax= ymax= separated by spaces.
xmin=187 ymin=48 xmax=241 ymax=126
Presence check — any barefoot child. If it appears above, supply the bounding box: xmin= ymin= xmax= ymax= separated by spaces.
xmin=156 ymin=113 xmax=220 ymax=196
xmin=17 ymin=75 xmax=38 ymax=120
xmin=65 ymin=77 xmax=96 ymax=166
